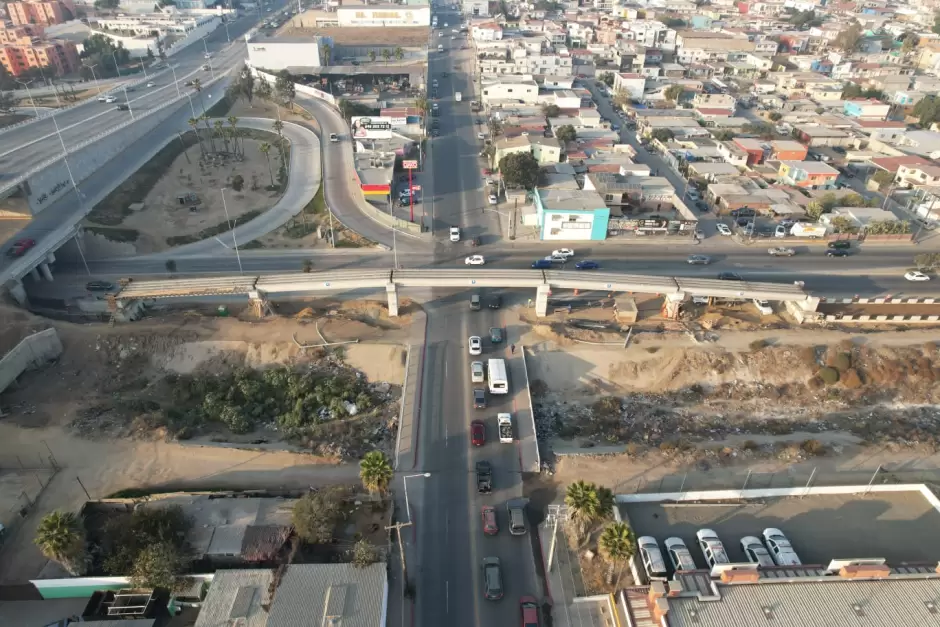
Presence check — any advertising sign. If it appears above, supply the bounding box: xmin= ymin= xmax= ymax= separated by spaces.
xmin=403 ymin=160 xmax=419 ymax=169
xmin=350 ymin=116 xmax=407 ymax=139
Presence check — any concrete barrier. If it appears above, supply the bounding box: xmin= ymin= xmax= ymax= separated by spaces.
xmin=0 ymin=328 xmax=62 ymax=394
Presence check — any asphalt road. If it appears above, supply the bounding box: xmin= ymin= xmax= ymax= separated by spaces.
xmin=0 ymin=11 xmax=266 ymax=191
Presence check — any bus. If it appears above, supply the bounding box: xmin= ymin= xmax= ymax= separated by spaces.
xmin=487 ymin=359 xmax=508 ymax=394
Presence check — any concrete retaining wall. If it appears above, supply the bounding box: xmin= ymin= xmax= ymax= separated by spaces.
xmin=823 ymin=314 xmax=940 ymax=324
xmin=822 ymin=297 xmax=937 ymax=304
xmin=0 ymin=328 xmax=62 ymax=394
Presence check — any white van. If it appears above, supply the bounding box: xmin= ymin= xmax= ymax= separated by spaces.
xmin=437 ymin=44 xmax=443 ymax=52
xmin=455 ymin=91 xmax=462 ymax=102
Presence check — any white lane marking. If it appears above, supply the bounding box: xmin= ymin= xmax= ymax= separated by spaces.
xmin=446 ymin=580 xmax=449 ymax=614
xmin=444 ymin=422 xmax=448 ymax=446
xmin=446 ymin=512 xmax=449 ymax=542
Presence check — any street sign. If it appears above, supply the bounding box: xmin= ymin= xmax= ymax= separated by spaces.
xmin=403 ymin=160 xmax=419 ymax=169
xmin=411 ymin=185 xmax=422 ymax=191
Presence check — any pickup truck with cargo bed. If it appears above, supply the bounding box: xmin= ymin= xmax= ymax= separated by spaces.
xmin=476 ymin=461 xmax=492 ymax=493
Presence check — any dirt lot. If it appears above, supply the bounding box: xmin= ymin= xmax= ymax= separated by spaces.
xmin=0 ymin=113 xmax=29 ymax=129
xmin=522 ymin=323 xmax=940 ymax=494
xmin=82 ymin=127 xmax=287 ymax=256
xmin=0 ymin=301 xmax=409 ymax=582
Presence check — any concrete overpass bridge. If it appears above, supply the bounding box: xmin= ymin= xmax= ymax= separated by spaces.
xmin=111 ymin=268 xmax=814 ymax=319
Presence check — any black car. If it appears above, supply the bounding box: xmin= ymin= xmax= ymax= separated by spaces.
xmin=730 ymin=208 xmax=756 ymax=218
xmin=86 ymin=281 xmax=115 ymax=292
xmin=473 ymin=388 xmax=487 ymax=409
xmin=826 ymin=249 xmax=850 ymax=257
xmin=695 ymin=201 xmax=708 ymax=212
xmin=827 ymin=240 xmax=851 ymax=250
xmin=718 ymin=272 xmax=743 ymax=281
xmin=489 ymin=295 xmax=502 ymax=309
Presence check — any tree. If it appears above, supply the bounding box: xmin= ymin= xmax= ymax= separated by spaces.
xmin=382 ymin=49 xmax=392 ymax=65
xmin=233 ymin=64 xmax=255 ymax=105
xmin=94 ymin=0 xmax=120 ymax=9
xmin=742 ymin=121 xmax=774 ymax=139
xmin=231 ymin=174 xmax=244 ymax=191
xmin=499 ymin=151 xmax=539 ymax=189
xmin=662 ymin=17 xmax=685 ymax=28
xmin=664 ymin=84 xmax=683 ymax=102
xmin=598 ymin=522 xmax=636 ymax=585
xmin=255 ymin=76 xmax=273 ymax=101
xmin=165 ymin=259 xmax=177 ymax=273
xmin=0 ymin=91 xmax=15 ymax=113
xmin=651 ymin=128 xmax=675 ymax=142
xmin=394 ymin=46 xmax=404 ymax=62
xmin=322 ymin=42 xmax=332 ymax=65
xmin=542 ymin=103 xmax=560 ymax=118
xmin=870 ymin=169 xmax=895 ymax=188
xmin=819 ymin=192 xmax=839 ymax=211
xmin=934 ymin=12 xmax=940 ymax=36
xmin=789 ymin=9 xmax=821 ymax=27
xmin=34 ymin=511 xmax=87 ymax=575
xmin=914 ymin=252 xmax=940 ymax=269
xmin=214 ymin=119 xmax=229 ymax=153
xmin=487 ymin=118 xmax=503 ymax=140
xmin=227 ymin=115 xmax=241 ymax=157
xmin=555 ymin=124 xmax=576 ymax=143
xmin=415 ymin=95 xmax=428 ymax=114
xmin=913 ymin=95 xmax=940 ymax=128
xmin=599 ymin=72 xmax=614 ymax=87
xmin=829 ymin=215 xmax=856 ymax=233
xmin=612 ymin=89 xmax=630 ymax=109
xmin=369 ymin=50 xmax=377 ymax=64
xmin=359 ymin=451 xmax=393 ymax=494
xmin=350 ymin=539 xmax=380 ymax=567
xmin=292 ymin=488 xmax=343 ymax=543
xmin=130 ymin=541 xmax=186 ymax=590
xmin=187 ymin=118 xmax=204 ymax=157
xmin=275 ymin=70 xmax=296 ymax=109
xmin=768 ymin=111 xmax=783 ymax=121
xmin=841 ymin=192 xmax=866 ymax=207
xmin=901 ymin=33 xmax=918 ymax=55
xmin=841 ymin=82 xmax=863 ymax=99
xmin=564 ymin=481 xmax=613 ymax=539
xmin=272 ymin=118 xmax=287 ymax=162
xmin=805 ymin=201 xmax=824 ymax=220
xmin=835 ymin=22 xmax=863 ymax=52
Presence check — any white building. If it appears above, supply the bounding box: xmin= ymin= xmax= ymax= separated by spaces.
xmin=91 ymin=11 xmax=220 ymax=57
xmin=471 ymin=22 xmax=503 ymax=41
xmin=613 ymin=72 xmax=646 ymax=99
xmin=481 ymin=76 xmax=539 ymax=106
xmin=247 ymin=36 xmax=331 ymax=71
xmin=461 ymin=0 xmax=489 ymax=17
xmin=336 ymin=4 xmax=430 ymax=27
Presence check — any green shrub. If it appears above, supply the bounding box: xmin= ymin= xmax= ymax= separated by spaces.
xmin=828 ymin=352 xmax=851 ymax=372
xmin=818 ymin=366 xmax=840 ymax=385
xmin=749 ymin=339 xmax=769 ymax=351
xmin=800 ymin=439 xmax=826 ymax=456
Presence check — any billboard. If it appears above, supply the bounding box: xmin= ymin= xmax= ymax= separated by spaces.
xmin=351 ymin=116 xmax=405 ymax=139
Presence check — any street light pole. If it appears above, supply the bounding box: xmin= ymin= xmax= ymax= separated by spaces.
xmin=15 ymin=79 xmax=39 ymax=118
xmin=169 ymin=64 xmax=182 ymax=98
xmin=220 ymin=189 xmax=243 ymax=274
xmin=111 ymin=51 xmax=122 ymax=78
xmin=185 ymin=93 xmax=198 ymax=118
xmin=139 ymin=59 xmax=148 ymax=78
xmin=402 ymin=472 xmax=430 ymax=523
xmin=83 ymin=63 xmax=101 ymax=94
xmin=122 ymin=85 xmax=135 ymax=120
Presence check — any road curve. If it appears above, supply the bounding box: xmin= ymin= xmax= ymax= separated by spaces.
xmin=142 ymin=118 xmax=321 ymax=259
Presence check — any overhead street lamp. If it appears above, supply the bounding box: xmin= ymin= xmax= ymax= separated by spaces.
xmin=14 ymin=78 xmax=39 ymax=119
xmin=122 ymin=85 xmax=135 ymax=120
xmin=168 ymin=64 xmax=182 ymax=98
xmin=220 ymin=189 xmax=243 ymax=275
xmin=82 ymin=62 xmax=101 ymax=94
xmin=402 ymin=472 xmax=430 ymax=523
xmin=111 ymin=51 xmax=122 ymax=78
xmin=139 ymin=59 xmax=148 ymax=78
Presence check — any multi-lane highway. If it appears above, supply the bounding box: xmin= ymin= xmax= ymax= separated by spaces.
xmin=0 ymin=18 xmax=257 ymax=191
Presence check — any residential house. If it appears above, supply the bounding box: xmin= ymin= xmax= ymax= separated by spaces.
xmin=843 ymin=98 xmax=890 ymax=120
xmin=896 ymin=163 xmax=940 ymax=188
xmin=532 ymin=188 xmax=611 ymax=241
xmin=494 ymin=134 xmax=562 ymax=166
xmin=717 ymin=141 xmax=749 ymax=167
xmin=771 ymin=140 xmax=808 ymax=161
xmin=792 ymin=124 xmax=854 ymax=147
xmin=692 ymin=92 xmax=736 ymax=109
xmin=613 ymin=72 xmax=646 ymax=99
xmin=480 ymin=77 xmax=539 ymax=106
xmin=778 ymin=160 xmax=839 ymax=188
xmin=688 ymin=161 xmax=741 ymax=181
xmin=675 ymin=31 xmax=756 ymax=64
xmin=471 ymin=22 xmax=503 ymax=41
xmin=461 ymin=0 xmax=489 ymax=17
xmin=583 ymin=170 xmax=676 ymax=213
xmin=733 ymin=137 xmax=769 ymax=165
xmin=892 ymin=130 xmax=940 ymax=158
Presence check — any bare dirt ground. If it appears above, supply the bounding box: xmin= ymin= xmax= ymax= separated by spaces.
xmin=0 ymin=301 xmax=409 ymax=582
xmin=83 ymin=137 xmax=286 ymax=256
xmin=522 ymin=323 xmax=940 ymax=501
xmin=0 ymin=113 xmax=29 ymax=129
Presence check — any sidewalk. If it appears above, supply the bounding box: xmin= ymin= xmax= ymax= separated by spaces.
xmin=395 ymin=309 xmax=427 ymax=471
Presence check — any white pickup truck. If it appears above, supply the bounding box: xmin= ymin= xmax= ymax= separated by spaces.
xmin=497 ymin=413 xmax=513 ymax=443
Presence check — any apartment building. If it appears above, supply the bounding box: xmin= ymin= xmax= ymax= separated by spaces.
xmin=613 ymin=72 xmax=646 ymax=99
xmin=675 ymin=31 xmax=756 ymax=64
xmin=0 ymin=24 xmax=43 ymax=45
xmin=471 ymin=22 xmax=503 ymax=41
xmin=623 ymin=21 xmax=677 ymax=50
xmin=692 ymin=92 xmax=736 ymax=109
xmin=896 ymin=163 xmax=940 ymax=187
xmin=494 ymin=134 xmax=562 ymax=165
xmin=0 ymin=37 xmax=78 ymax=76
xmin=7 ymin=0 xmax=75 ymax=27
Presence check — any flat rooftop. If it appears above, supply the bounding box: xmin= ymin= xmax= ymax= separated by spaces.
xmin=622 ymin=490 xmax=940 ymax=570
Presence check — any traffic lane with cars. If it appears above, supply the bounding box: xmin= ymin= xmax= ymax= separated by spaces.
xmin=415 ymin=298 xmax=541 ymax=627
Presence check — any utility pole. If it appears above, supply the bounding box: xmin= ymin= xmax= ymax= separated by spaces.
xmin=509 ymin=199 xmax=517 ymax=240
xmin=386 ymin=520 xmax=413 ymax=586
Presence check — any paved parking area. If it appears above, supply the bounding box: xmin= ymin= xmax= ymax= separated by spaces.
xmin=622 ymin=490 xmax=940 ymax=569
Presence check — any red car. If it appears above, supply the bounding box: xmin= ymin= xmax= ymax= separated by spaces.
xmin=520 ymin=596 xmax=539 ymax=627
xmin=7 ymin=238 xmax=35 ymax=257
xmin=482 ymin=505 xmax=498 ymax=535
xmin=482 ymin=168 xmax=492 ymax=176
xmin=470 ymin=420 xmax=486 ymax=446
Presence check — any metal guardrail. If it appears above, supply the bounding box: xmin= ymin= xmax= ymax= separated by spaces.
xmin=115 ymin=269 xmax=811 ymax=302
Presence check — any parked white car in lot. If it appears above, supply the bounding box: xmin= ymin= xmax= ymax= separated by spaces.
xmin=740 ymin=536 xmax=775 ymax=567
xmin=762 ymin=528 xmax=801 ymax=566
xmin=664 ymin=537 xmax=697 ymax=572
xmin=637 ymin=536 xmax=667 ymax=579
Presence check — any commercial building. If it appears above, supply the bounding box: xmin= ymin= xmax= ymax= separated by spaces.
xmin=0 ymin=37 xmax=78 ymax=77
xmin=336 ymin=2 xmax=431 ymax=27
xmin=247 ymin=37 xmax=332 ymax=71
xmin=480 ymin=76 xmax=539 ymax=106
xmin=7 ymin=0 xmax=75 ymax=27
xmin=533 ymin=188 xmax=610 ymax=241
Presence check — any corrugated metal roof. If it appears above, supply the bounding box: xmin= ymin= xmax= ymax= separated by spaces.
xmin=668 ymin=577 xmax=940 ymax=627
xmin=267 ymin=563 xmax=387 ymax=627
xmin=194 ymin=569 xmax=273 ymax=627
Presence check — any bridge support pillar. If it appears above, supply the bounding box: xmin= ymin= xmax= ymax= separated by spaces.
xmin=7 ymin=280 xmax=27 ymax=306
xmin=46 ymin=252 xmax=55 ymax=264
xmin=386 ymin=282 xmax=399 ymax=317
xmin=661 ymin=292 xmax=685 ymax=319
xmin=535 ymin=284 xmax=551 ymax=318
xmin=39 ymin=262 xmax=53 ymax=282
xmin=29 ymin=268 xmax=40 ymax=281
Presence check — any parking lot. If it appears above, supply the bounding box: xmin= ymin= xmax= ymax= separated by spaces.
xmin=622 ymin=490 xmax=940 ymax=571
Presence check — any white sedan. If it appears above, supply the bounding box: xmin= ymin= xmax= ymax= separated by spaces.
xmin=716 ymin=223 xmax=732 ymax=236
xmin=905 ymin=270 xmax=931 ymax=282
xmin=468 ymin=336 xmax=482 ymax=355
xmin=552 ymin=248 xmax=575 ymax=259
xmin=488 ymin=194 xmax=498 ymax=205
xmin=753 ymin=299 xmax=773 ymax=315
xmin=465 ymin=255 xmax=485 ymax=265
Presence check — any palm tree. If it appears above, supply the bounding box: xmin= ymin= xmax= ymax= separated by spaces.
xmin=394 ymin=46 xmax=404 ymax=62
xmin=598 ymin=522 xmax=636 ymax=585
xmin=359 ymin=451 xmax=393 ymax=494
xmin=188 ymin=117 xmax=205 ymax=157
xmin=565 ymin=480 xmax=611 ymax=539
xmin=34 ymin=511 xmax=87 ymax=575
xmin=368 ymin=50 xmax=377 ymax=64
xmin=227 ymin=115 xmax=240 ymax=157
xmin=201 ymin=114 xmax=217 ymax=154
xmin=382 ymin=49 xmax=392 ymax=65
xmin=272 ymin=119 xmax=286 ymax=161
xmin=259 ymin=142 xmax=274 ymax=186
xmin=416 ymin=95 xmax=428 ymax=114
xmin=214 ymin=119 xmax=229 ymax=153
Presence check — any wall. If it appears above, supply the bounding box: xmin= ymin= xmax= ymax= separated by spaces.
xmin=165 ymin=15 xmax=221 ymax=57
xmin=0 ymin=328 xmax=62 ymax=395
xmin=251 ymin=66 xmax=336 ymax=106
xmin=248 ymin=41 xmax=323 ymax=71
xmin=336 ymin=6 xmax=430 ymax=27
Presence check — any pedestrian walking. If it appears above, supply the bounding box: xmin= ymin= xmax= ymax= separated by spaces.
xmin=510 ymin=344 xmax=516 ymax=354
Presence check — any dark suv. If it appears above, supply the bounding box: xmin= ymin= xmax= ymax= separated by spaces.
xmin=827 ymin=240 xmax=851 ymax=250
xmin=473 ymin=388 xmax=486 ymax=409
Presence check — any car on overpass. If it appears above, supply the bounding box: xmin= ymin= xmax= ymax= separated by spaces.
xmin=687 ymin=255 xmax=711 ymax=265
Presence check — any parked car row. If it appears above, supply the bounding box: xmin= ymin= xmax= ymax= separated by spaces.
xmin=637 ymin=528 xmax=802 ymax=579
